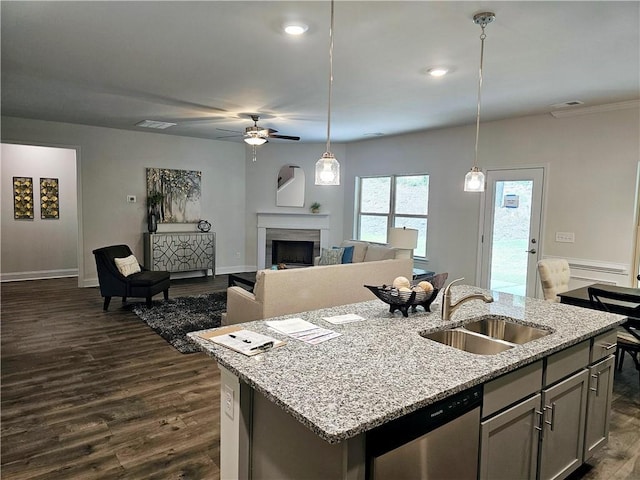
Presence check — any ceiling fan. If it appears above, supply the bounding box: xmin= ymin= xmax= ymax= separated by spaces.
xmin=216 ymin=115 xmax=300 ymax=146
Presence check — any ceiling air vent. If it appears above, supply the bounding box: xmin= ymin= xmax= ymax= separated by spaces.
xmin=550 ymin=100 xmax=584 ymax=109
xmin=136 ymin=120 xmax=177 ymax=130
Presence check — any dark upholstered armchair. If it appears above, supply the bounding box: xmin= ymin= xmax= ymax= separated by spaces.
xmin=93 ymin=244 xmax=170 ymax=311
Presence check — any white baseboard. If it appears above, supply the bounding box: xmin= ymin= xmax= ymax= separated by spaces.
xmin=1 ymin=269 xmax=78 ymax=283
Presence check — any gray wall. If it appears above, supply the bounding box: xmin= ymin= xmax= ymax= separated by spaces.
xmin=1 ymin=143 xmax=78 ymax=280
xmin=344 ymin=107 xmax=640 ymax=285
xmin=1 ymin=116 xmax=247 ymax=286
xmin=2 ymin=105 xmax=639 ymax=289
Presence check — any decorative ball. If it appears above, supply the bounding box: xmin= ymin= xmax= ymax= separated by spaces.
xmin=197 ymin=220 xmax=212 ymax=232
xmin=398 ymin=287 xmax=412 ymax=293
xmin=392 ymin=276 xmax=411 ymax=289
xmin=418 ymin=281 xmax=434 ymax=293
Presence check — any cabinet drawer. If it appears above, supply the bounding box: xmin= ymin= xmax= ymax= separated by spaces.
xmin=483 ymin=361 xmax=543 ymax=418
xmin=545 ymin=340 xmax=589 ymax=386
xmin=590 ymin=329 xmax=617 ymax=364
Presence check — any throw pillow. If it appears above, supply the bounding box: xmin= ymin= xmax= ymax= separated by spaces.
xmin=340 ymin=240 xmax=368 ymax=263
xmin=114 ymin=254 xmax=142 ymax=277
xmin=364 ymin=244 xmax=396 ymax=262
xmin=334 ymin=245 xmax=354 ymax=264
xmin=318 ymin=247 xmax=343 ymax=265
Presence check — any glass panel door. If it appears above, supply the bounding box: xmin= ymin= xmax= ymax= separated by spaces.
xmin=480 ymin=168 xmax=544 ymax=297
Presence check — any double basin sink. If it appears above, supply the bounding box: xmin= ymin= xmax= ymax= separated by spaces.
xmin=423 ymin=315 xmax=552 ymax=355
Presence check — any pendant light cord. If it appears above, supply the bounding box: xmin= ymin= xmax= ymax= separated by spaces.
xmin=473 ymin=24 xmax=486 ymax=169
xmin=325 ymin=0 xmax=335 ymax=155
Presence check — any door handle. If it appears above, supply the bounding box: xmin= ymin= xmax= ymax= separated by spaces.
xmin=544 ymin=403 xmax=555 ymax=431
xmin=590 ymin=372 xmax=601 ymax=396
xmin=526 ymin=249 xmax=537 ymax=254
xmin=534 ymin=410 xmax=544 ymax=432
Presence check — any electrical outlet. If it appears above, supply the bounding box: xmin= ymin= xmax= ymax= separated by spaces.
xmin=223 ymin=385 xmax=234 ymax=419
xmin=126 ymin=195 xmax=136 ymax=203
xmin=555 ymin=232 xmax=575 ymax=243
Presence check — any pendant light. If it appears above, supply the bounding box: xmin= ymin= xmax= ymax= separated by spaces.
xmin=315 ymin=0 xmax=340 ymax=186
xmin=464 ymin=12 xmax=495 ymax=193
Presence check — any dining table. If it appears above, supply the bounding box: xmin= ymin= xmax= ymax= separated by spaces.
xmin=557 ymin=283 xmax=640 ymax=316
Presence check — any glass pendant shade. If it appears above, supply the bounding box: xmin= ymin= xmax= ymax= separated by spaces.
xmin=464 ymin=167 xmax=485 ymax=192
xmin=244 ymin=136 xmax=267 ymax=146
xmin=315 ymin=152 xmax=340 ymax=185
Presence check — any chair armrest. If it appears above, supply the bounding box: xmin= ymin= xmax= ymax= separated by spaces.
xmin=224 ymin=286 xmax=264 ymax=325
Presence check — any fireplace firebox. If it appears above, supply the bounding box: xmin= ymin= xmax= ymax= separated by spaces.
xmin=272 ymin=240 xmax=314 ymax=267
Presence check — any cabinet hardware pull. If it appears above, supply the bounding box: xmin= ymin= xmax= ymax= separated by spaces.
xmin=602 ymin=342 xmax=617 ymax=351
xmin=534 ymin=410 xmax=544 ymax=432
xmin=590 ymin=373 xmax=601 ymax=395
xmin=544 ymin=403 xmax=556 ymax=431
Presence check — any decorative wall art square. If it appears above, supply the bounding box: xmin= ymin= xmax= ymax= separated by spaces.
xmin=40 ymin=177 xmax=60 ymax=219
xmin=13 ymin=177 xmax=34 ymax=220
xmin=146 ymin=168 xmax=202 ymax=223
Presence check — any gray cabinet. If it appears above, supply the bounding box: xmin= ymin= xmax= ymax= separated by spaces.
xmin=539 ymin=369 xmax=589 ymax=480
xmin=584 ymin=355 xmax=615 ymax=460
xmin=144 ymin=232 xmax=215 ymax=276
xmin=480 ymin=393 xmax=541 ymax=480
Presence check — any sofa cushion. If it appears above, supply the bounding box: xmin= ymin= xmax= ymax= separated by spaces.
xmin=364 ymin=244 xmax=396 ymax=262
xmin=336 ymin=245 xmax=354 ymax=264
xmin=319 ymin=247 xmax=343 ymax=265
xmin=341 ymin=240 xmax=368 ymax=263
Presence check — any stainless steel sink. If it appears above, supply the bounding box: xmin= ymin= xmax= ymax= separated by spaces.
xmin=463 ymin=315 xmax=550 ymax=344
xmin=422 ymin=329 xmax=514 ymax=355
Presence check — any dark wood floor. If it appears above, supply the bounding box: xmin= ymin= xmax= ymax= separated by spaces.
xmin=2 ymin=277 xmax=639 ymax=479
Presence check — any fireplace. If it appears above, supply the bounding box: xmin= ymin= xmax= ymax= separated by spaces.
xmin=257 ymin=212 xmax=330 ymax=270
xmin=272 ymin=240 xmax=314 ymax=266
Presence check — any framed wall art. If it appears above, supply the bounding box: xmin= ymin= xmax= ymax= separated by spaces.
xmin=146 ymin=168 xmax=202 ymax=223
xmin=40 ymin=177 xmax=60 ymax=219
xmin=13 ymin=176 xmax=34 ymax=220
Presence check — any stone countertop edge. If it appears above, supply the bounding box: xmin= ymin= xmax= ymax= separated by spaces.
xmin=187 ymin=285 xmax=626 ymax=444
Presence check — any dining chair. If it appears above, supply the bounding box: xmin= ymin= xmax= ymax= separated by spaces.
xmin=537 ymin=258 xmax=570 ymax=302
xmin=588 ymin=286 xmax=640 ymax=387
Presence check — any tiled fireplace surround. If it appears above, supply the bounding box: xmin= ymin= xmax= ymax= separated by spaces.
xmin=257 ymin=212 xmax=330 ymax=270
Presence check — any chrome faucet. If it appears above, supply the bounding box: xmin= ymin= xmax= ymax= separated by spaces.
xmin=442 ymin=278 xmax=494 ymax=321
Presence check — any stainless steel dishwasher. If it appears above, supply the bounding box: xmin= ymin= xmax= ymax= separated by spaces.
xmin=366 ymin=385 xmax=482 ymax=480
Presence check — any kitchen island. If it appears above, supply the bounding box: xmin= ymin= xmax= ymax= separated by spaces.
xmin=188 ymin=285 xmax=625 ymax=480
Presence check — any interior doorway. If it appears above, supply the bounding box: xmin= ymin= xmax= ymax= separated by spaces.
xmin=478 ymin=167 xmax=545 ymax=297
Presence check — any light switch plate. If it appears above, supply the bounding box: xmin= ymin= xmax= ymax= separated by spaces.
xmin=555 ymin=232 xmax=575 ymax=243
xmin=223 ymin=385 xmax=234 ymax=419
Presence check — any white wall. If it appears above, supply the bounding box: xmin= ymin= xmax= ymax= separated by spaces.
xmin=1 ymin=143 xmax=78 ymax=280
xmin=1 ymin=116 xmax=247 ymax=286
xmin=345 ymin=107 xmax=640 ymax=287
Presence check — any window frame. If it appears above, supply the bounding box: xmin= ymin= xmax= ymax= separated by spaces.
xmin=355 ymin=173 xmax=429 ymax=258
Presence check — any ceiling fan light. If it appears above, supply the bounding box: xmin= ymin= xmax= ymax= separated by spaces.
xmin=464 ymin=167 xmax=485 ymax=192
xmin=315 ymin=152 xmax=340 ymax=185
xmin=244 ymin=136 xmax=267 ymax=146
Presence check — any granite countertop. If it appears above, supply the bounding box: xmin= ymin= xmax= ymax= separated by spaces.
xmin=188 ymin=285 xmax=625 ymax=444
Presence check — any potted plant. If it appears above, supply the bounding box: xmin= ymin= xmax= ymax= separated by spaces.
xmin=310 ymin=202 xmax=321 ymax=214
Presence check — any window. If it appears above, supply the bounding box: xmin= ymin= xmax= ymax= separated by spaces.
xmin=356 ymin=174 xmax=429 ymax=257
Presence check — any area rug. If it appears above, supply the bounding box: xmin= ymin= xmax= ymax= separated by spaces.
xmin=130 ymin=291 xmax=226 ymax=354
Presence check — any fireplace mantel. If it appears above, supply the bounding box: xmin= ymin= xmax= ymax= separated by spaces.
xmin=257 ymin=212 xmax=330 ymax=269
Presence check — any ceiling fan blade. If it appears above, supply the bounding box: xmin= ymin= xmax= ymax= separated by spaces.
xmin=268 ymin=134 xmax=300 ymax=141
xmin=216 ymin=127 xmax=243 ymax=134
xmin=215 ymin=134 xmax=243 ymax=139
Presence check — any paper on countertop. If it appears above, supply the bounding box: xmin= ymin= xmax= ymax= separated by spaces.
xmin=322 ymin=313 xmax=366 ymax=325
xmin=198 ymin=327 xmax=284 ymax=356
xmin=266 ymin=318 xmax=341 ymax=345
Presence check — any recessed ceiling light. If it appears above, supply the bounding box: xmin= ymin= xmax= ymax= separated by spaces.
xmin=136 ymin=120 xmax=176 ymax=129
xmin=427 ymin=67 xmax=449 ymax=77
xmin=284 ymin=23 xmax=308 ymax=35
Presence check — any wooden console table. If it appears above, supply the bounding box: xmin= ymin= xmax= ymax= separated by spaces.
xmin=144 ymin=232 xmax=215 ymax=276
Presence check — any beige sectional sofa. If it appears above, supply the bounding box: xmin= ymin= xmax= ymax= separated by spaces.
xmin=223 ymin=241 xmax=413 ymax=325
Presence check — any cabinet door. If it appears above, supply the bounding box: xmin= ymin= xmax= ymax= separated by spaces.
xmin=584 ymin=355 xmax=615 ymax=460
xmin=480 ymin=393 xmax=541 ymax=480
xmin=539 ymin=369 xmax=589 ymax=480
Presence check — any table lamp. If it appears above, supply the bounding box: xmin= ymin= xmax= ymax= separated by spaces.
xmin=388 ymin=227 xmax=418 ymax=259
